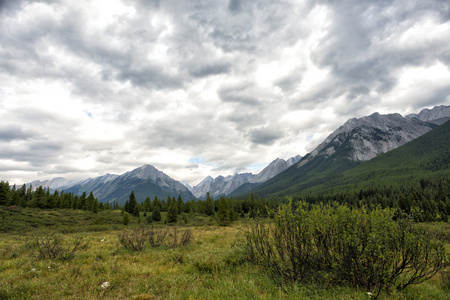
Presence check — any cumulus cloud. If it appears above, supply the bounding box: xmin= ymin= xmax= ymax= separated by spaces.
xmin=0 ymin=0 xmax=449 ymax=185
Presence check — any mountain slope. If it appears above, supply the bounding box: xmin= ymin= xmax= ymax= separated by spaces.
xmin=296 ymin=119 xmax=450 ymax=195
xmin=65 ymin=164 xmax=194 ymax=204
xmin=250 ymin=106 xmax=448 ymax=198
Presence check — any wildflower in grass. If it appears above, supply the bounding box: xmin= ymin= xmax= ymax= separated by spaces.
xmin=367 ymin=292 xmax=372 ymax=298
xmin=100 ymin=282 xmax=110 ymax=289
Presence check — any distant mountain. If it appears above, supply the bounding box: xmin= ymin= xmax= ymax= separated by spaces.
xmin=190 ymin=155 xmax=302 ymax=198
xmin=180 ymin=181 xmax=192 ymax=190
xmin=26 ymin=177 xmax=77 ymax=191
xmin=249 ymin=105 xmax=450 ymax=198
xmin=64 ymin=164 xmax=195 ymax=204
xmin=406 ymin=105 xmax=450 ymax=125
xmin=308 ymin=119 xmax=450 ymax=194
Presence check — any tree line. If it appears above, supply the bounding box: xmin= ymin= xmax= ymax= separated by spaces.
xmin=0 ymin=181 xmax=277 ymax=225
xmin=0 ymin=182 xmax=114 ymax=213
xmin=2 ymin=175 xmax=450 ymax=224
xmin=294 ymin=175 xmax=450 ymax=222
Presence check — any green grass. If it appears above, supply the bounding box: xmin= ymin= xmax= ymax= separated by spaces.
xmin=0 ymin=209 xmax=449 ymax=299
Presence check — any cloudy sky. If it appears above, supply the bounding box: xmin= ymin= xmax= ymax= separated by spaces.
xmin=1 ymin=0 xmax=450 ymax=186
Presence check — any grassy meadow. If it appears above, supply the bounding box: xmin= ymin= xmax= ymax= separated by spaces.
xmin=1 ymin=208 xmax=450 ymax=299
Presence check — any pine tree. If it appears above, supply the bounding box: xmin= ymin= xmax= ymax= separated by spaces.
xmin=86 ymin=192 xmax=96 ymax=211
xmin=128 ymin=191 xmax=139 ymax=217
xmin=152 ymin=206 xmax=161 ymax=222
xmin=124 ymin=200 xmax=130 ymax=213
xmin=0 ymin=181 xmax=11 ymax=206
xmin=177 ymin=195 xmax=183 ymax=215
xmin=92 ymin=198 xmax=98 ymax=213
xmin=217 ymin=196 xmax=230 ymax=226
xmin=153 ymin=196 xmax=161 ymax=210
xmin=144 ymin=196 xmax=152 ymax=212
xmin=167 ymin=200 xmax=178 ymax=223
xmin=31 ymin=186 xmax=46 ymax=209
xmin=205 ymin=192 xmax=215 ymax=216
xmin=78 ymin=192 xmax=87 ymax=210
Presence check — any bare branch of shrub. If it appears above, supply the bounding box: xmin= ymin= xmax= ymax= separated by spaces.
xmin=180 ymin=229 xmax=193 ymax=246
xmin=33 ymin=232 xmax=89 ymax=260
xmin=118 ymin=227 xmax=147 ymax=252
xmin=148 ymin=226 xmax=169 ymax=248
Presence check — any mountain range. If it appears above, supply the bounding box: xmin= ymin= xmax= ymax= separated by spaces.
xmin=189 ymin=155 xmax=302 ymax=199
xmin=24 ymin=105 xmax=450 ymax=203
xmin=25 ymin=155 xmax=302 ymax=204
xmin=250 ymin=105 xmax=450 ymax=198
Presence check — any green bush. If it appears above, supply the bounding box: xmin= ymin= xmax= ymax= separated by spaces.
xmin=245 ymin=200 xmax=448 ymax=297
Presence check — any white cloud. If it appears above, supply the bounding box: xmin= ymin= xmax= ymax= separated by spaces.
xmin=1 ymin=0 xmax=450 ymax=186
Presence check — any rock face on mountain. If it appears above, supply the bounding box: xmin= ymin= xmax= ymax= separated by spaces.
xmin=297 ymin=112 xmax=437 ymax=167
xmin=190 ymin=155 xmax=302 ymax=198
xmin=65 ymin=165 xmax=194 ymax=204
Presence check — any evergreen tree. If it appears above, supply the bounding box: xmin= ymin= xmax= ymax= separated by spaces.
xmin=92 ymin=198 xmax=98 ymax=213
xmin=205 ymin=192 xmax=215 ymax=216
xmin=152 ymin=205 xmax=161 ymax=222
xmin=128 ymin=191 xmax=139 ymax=217
xmin=124 ymin=200 xmax=130 ymax=213
xmin=144 ymin=196 xmax=152 ymax=212
xmin=78 ymin=192 xmax=87 ymax=210
xmin=0 ymin=181 xmax=11 ymax=206
xmin=31 ymin=186 xmax=46 ymax=209
xmin=86 ymin=192 xmax=96 ymax=211
xmin=153 ymin=196 xmax=161 ymax=211
xmin=133 ymin=204 xmax=140 ymax=217
xmin=167 ymin=200 xmax=178 ymax=223
xmin=177 ymin=195 xmax=183 ymax=215
xmin=217 ymin=196 xmax=230 ymax=226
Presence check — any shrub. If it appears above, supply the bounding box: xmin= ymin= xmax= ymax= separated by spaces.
xmin=245 ymin=200 xmax=448 ymax=297
xmin=148 ymin=226 xmax=169 ymax=248
xmin=167 ymin=227 xmax=193 ymax=248
xmin=118 ymin=227 xmax=147 ymax=252
xmin=118 ymin=226 xmax=194 ymax=251
xmin=180 ymin=228 xmax=193 ymax=246
xmin=33 ymin=232 xmax=89 ymax=260
xmin=123 ymin=212 xmax=130 ymax=225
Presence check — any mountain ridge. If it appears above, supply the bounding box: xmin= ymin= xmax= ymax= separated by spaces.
xmin=189 ymin=154 xmax=302 ymax=198
xmin=247 ymin=105 xmax=450 ymax=198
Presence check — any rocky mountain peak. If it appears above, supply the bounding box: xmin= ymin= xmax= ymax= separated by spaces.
xmin=299 ymin=107 xmax=450 ymax=168
xmin=190 ymin=154 xmax=302 ymax=198
xmin=406 ymin=105 xmax=450 ymax=124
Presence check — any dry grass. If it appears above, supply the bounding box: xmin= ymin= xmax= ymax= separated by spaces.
xmin=0 ymin=221 xmax=449 ymax=299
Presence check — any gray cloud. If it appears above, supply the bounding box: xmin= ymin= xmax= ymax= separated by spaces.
xmin=189 ymin=63 xmax=231 ymax=78
xmin=310 ymin=0 xmax=450 ymax=104
xmin=1 ymin=0 xmax=449 ymax=185
xmin=218 ymin=83 xmax=261 ymax=106
xmin=0 ymin=125 xmax=34 ymax=141
xmin=249 ymin=127 xmax=282 ymax=146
